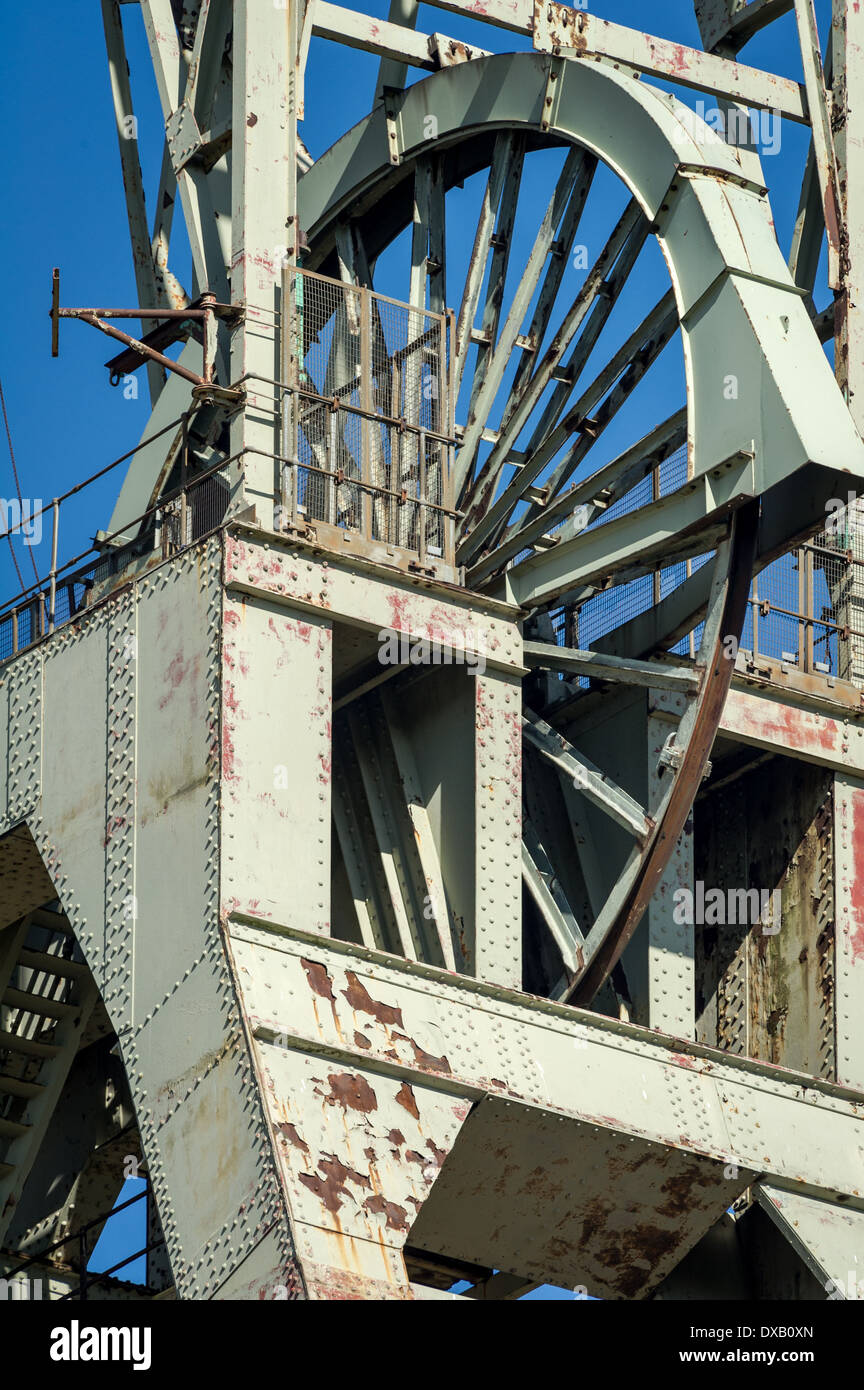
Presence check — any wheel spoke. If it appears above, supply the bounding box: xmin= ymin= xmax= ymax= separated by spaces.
xmin=454 ymin=145 xmax=586 ymax=497
xmin=465 ymin=408 xmax=686 ymax=586
xmin=564 ymin=503 xmax=760 ymax=1005
xmin=453 ymin=132 xmax=520 ymax=394
xmin=459 ymin=197 xmax=645 ymax=543
xmin=460 ymin=290 xmax=678 ymax=568
xmin=522 ymin=817 xmax=585 ymax=976
xmin=463 ymin=136 xmax=526 ymax=425
xmin=523 ymin=640 xmax=699 ymax=692
xmin=523 ymin=707 xmax=650 ymax=842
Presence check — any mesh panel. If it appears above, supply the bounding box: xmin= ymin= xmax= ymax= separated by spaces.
xmin=553 ymin=453 xmax=864 ymax=688
xmin=573 ymin=443 xmax=691 ymax=649
xmin=282 ymin=269 xmax=452 ymax=559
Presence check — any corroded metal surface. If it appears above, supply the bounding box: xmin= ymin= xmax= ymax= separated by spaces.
xmin=6 ymin=0 xmax=864 ymax=1304
xmin=408 ymin=1095 xmax=755 ymax=1299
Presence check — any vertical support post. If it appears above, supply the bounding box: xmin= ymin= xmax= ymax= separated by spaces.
xmin=805 ymin=545 xmax=815 ymax=672
xmin=180 ymin=415 xmax=189 ymax=546
xmin=833 ymin=0 xmax=864 ymax=428
xmin=446 ymin=309 xmax=456 ymax=568
xmin=417 ymin=427 xmax=427 ymax=566
xmin=48 ymin=500 xmax=59 ymax=634
xmin=391 ymin=358 xmax=401 ymax=545
xmin=360 ymin=285 xmax=373 ymax=541
xmin=229 ymin=0 xmax=301 ymax=526
xmin=51 ymin=269 xmax=60 ymax=358
xmin=280 ymin=264 xmax=300 ymax=533
xmin=327 ymin=409 xmax=337 ymax=526
xmin=201 ymin=293 xmax=216 ymax=385
xmin=473 ymin=672 xmax=522 ymax=989
xmin=798 ymin=545 xmax=807 ymax=669
xmin=833 ymin=773 xmax=864 ymax=1089
xmin=645 ymin=704 xmax=695 ymax=1038
xmin=652 ymin=464 xmax=661 ymax=609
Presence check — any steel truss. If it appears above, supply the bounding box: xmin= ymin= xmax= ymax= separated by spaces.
xmin=1 ymin=0 xmax=864 ymax=1302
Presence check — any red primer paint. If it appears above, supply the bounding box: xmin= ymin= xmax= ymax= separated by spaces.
xmin=848 ymin=791 xmax=864 ymax=963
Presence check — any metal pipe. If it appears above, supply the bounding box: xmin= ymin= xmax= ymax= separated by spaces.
xmin=76 ymin=314 xmax=206 ymax=386
xmin=59 ymin=307 xmax=210 ymax=320
xmin=180 ymin=415 xmax=189 ymax=545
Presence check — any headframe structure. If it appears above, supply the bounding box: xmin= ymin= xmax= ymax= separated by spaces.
xmin=1 ymin=0 xmax=864 ymax=1300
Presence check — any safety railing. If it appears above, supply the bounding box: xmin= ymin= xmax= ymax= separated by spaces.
xmin=0 ymin=415 xmax=230 ymax=664
xmin=554 ymin=450 xmax=864 ymax=690
xmin=278 ymin=267 xmax=457 ymax=568
xmin=1 ymin=1183 xmax=166 ymax=1300
xmin=744 ymin=531 xmax=864 ymax=683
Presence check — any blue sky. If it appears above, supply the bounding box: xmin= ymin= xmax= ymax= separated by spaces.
xmin=0 ymin=0 xmax=832 ymax=1297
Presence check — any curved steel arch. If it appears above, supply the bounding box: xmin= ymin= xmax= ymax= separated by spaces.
xmin=299 ymin=52 xmax=864 ymax=1006
xmin=300 ymin=50 xmax=864 ymax=583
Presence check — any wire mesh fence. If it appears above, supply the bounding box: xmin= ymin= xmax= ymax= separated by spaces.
xmin=281 ymin=268 xmax=455 ymax=564
xmin=553 ymin=453 xmax=864 ymax=687
xmin=570 ymin=444 xmax=702 ymax=657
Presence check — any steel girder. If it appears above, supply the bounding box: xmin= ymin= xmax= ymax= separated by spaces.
xmin=8 ymin=1 xmax=864 ymax=1305
xmin=3 ymin=526 xmax=864 ymax=1300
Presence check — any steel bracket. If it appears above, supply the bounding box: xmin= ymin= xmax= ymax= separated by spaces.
xmin=541 ymin=56 xmax=564 ymax=133
xmin=165 ymin=102 xmax=204 ymax=176
xmin=382 ymin=86 xmax=405 ymax=167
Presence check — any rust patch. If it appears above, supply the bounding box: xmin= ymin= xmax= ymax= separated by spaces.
xmin=342 ymin=971 xmax=403 ymax=1027
xmin=301 ymin=958 xmax=335 ymax=1002
xmin=579 ymin=1194 xmax=681 ymax=1298
xmin=298 ymin=1171 xmax=344 ymax=1215
xmin=363 ymin=1194 xmax=409 ymax=1232
xmin=320 ymin=1154 xmax=371 ymax=1191
xmin=325 ymin=1071 xmax=378 ymax=1114
xmin=387 ymin=1129 xmax=406 ymax=1148
xmin=276 ymin=1122 xmax=309 ymax=1154
xmin=299 ymin=1154 xmax=371 ymax=1216
xmin=425 ymin=1139 xmax=447 ymax=1168
xmin=392 ymin=1031 xmax=451 ymax=1074
xmin=354 ymin=1030 xmax=372 ymax=1050
xmin=395 ymin=1081 xmax=420 ymax=1120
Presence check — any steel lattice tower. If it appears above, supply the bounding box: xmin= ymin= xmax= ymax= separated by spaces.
xmin=1 ymin=0 xmax=864 ymax=1302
